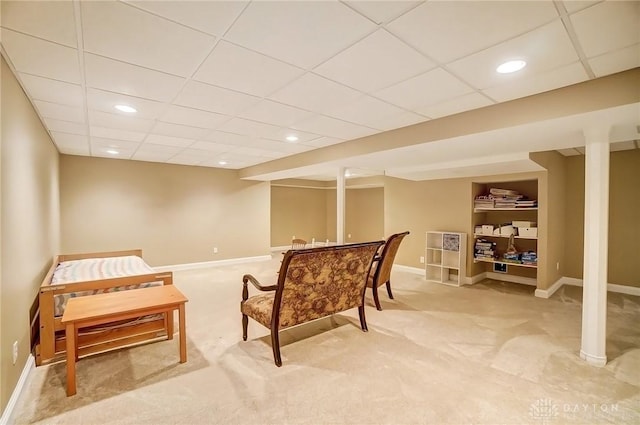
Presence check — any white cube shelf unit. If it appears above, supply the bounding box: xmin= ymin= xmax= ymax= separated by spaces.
xmin=425 ymin=231 xmax=467 ymax=286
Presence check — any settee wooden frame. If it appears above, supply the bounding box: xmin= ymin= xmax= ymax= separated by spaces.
xmin=32 ymin=249 xmax=174 ymax=366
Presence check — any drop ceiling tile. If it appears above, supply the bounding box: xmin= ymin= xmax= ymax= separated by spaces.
xmin=230 ymin=146 xmax=282 ymax=159
xmin=238 ymin=100 xmax=314 ymax=128
xmin=84 ymin=54 xmax=185 ymax=102
xmin=174 ymin=80 xmax=260 ymax=115
xmin=448 ymin=21 xmax=579 ymax=90
xmin=386 ymin=1 xmax=558 ymax=63
xmin=89 ymin=126 xmax=146 ymax=142
xmin=43 ymin=118 xmax=87 ymax=136
xmin=315 ymin=29 xmax=435 ymax=93
xmin=345 ymin=1 xmax=421 ymax=24
xmin=86 ymin=88 xmax=165 ymax=119
xmin=326 ymin=95 xmax=420 ymax=130
xmin=1 ymin=29 xmax=80 ymax=83
xmin=255 ymin=139 xmax=313 ymax=155
xmin=50 ymin=132 xmax=89 ymax=150
xmin=418 ymin=92 xmax=494 ymax=119
xmin=93 ymin=148 xmax=136 ymax=160
xmin=88 ymin=110 xmax=154 ymax=132
xmin=482 ymin=62 xmax=588 ymax=102
xmin=1 ymin=0 xmax=77 ymax=47
xmin=125 ymin=1 xmax=246 ymax=36
xmin=375 ymin=111 xmax=429 ymax=132
xmin=90 ymin=137 xmax=141 ymax=151
xmin=81 ymin=1 xmax=215 ymax=77
xmin=571 ymin=1 xmax=640 ymax=58
xmin=267 ymin=129 xmax=320 ymax=144
xmin=19 ymin=74 xmax=84 ymax=107
xmin=145 ymin=134 xmax=195 ymax=148
xmin=135 ymin=143 xmax=182 ymax=155
xmin=131 ymin=150 xmax=179 ymax=163
xmin=34 ymin=100 xmax=85 ymax=123
xmin=224 ymin=1 xmax=376 ymax=69
xmin=589 ymin=44 xmax=640 ymax=77
xmin=292 ymin=114 xmax=377 ymax=140
xmin=188 ymin=141 xmax=235 ymax=153
xmin=58 ymin=146 xmax=90 ymax=156
xmin=151 ymin=121 xmax=209 ymax=140
xmin=194 ymin=41 xmax=304 ymax=97
xmin=563 ymin=1 xmax=600 ymax=14
xmin=301 ymin=137 xmax=344 ymax=148
xmin=270 ymin=73 xmax=361 ymax=114
xmin=168 ymin=148 xmax=213 ymax=164
xmin=205 ymin=131 xmax=257 ymax=147
xmin=160 ymin=105 xmax=230 ymax=129
xmin=374 ymin=67 xmax=474 ymax=111
xmin=217 ymin=118 xmax=281 ymax=138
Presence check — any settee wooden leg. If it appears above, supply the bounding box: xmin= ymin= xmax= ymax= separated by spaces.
xmin=271 ymin=329 xmax=282 ymax=367
xmin=372 ymin=285 xmax=382 ymax=311
xmin=242 ymin=314 xmax=248 ymax=341
xmin=386 ymin=281 xmax=394 ymax=299
xmin=358 ymin=306 xmax=368 ymax=331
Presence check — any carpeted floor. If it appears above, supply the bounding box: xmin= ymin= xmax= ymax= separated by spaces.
xmin=9 ymin=256 xmax=640 ymax=424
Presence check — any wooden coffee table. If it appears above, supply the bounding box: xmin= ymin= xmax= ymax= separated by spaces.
xmin=60 ymin=285 xmax=188 ymax=396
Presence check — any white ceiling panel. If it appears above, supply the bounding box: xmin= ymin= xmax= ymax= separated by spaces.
xmin=217 ymin=118 xmax=281 ymax=139
xmin=238 ymin=100 xmax=314 ymax=128
xmin=91 ymin=137 xmax=141 ymax=151
xmin=224 ymin=1 xmax=376 ymax=69
xmin=84 ymin=54 xmax=186 ymax=102
xmin=151 ymin=121 xmax=209 ymax=140
xmin=374 ymin=111 xmax=429 ymax=132
xmin=194 ymin=41 xmax=304 ymax=97
xmin=175 ymin=80 xmax=260 ymax=115
xmin=254 ymin=139 xmax=314 ymax=155
xmin=1 ymin=29 xmax=80 ymax=83
xmin=145 ymin=134 xmax=195 ymax=148
xmin=571 ymin=1 xmax=640 ymax=58
xmin=386 ymin=1 xmax=558 ymax=63
xmin=375 ymin=67 xmax=474 ymax=110
xmin=89 ymin=126 xmax=146 ymax=143
xmin=326 ymin=95 xmax=421 ymax=130
xmin=1 ymin=0 xmax=77 ymax=47
xmin=302 ymin=137 xmax=346 ymax=148
xmin=563 ymin=1 xmax=600 ymax=14
xmin=131 ymin=150 xmax=179 ymax=163
xmin=292 ymin=115 xmax=377 ymax=140
xmin=589 ymin=44 xmax=640 ymax=78
xmin=345 ymin=1 xmax=421 ymax=24
xmin=160 ymin=105 xmax=230 ymax=129
xmin=448 ymin=21 xmax=580 ymax=90
xmin=43 ymin=118 xmax=87 ymax=136
xmin=18 ymin=73 xmax=84 ymax=107
xmin=189 ymin=141 xmax=236 ymax=153
xmin=270 ymin=73 xmax=362 ymax=114
xmin=483 ymin=62 xmax=589 ymax=103
xmin=125 ymin=1 xmax=247 ymax=36
xmin=268 ymin=129 xmax=321 ymax=144
xmin=34 ymin=100 xmax=85 ymax=123
xmin=86 ymin=88 xmax=165 ymax=119
xmin=314 ymin=29 xmax=435 ymax=93
xmin=88 ymin=110 xmax=154 ymax=133
xmin=50 ymin=132 xmax=89 ymax=150
xmin=419 ymin=92 xmax=494 ymax=119
xmin=81 ymin=1 xmax=215 ymax=77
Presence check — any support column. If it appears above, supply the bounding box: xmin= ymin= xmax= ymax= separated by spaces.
xmin=580 ymin=126 xmax=610 ymax=367
xmin=336 ymin=167 xmax=345 ymax=244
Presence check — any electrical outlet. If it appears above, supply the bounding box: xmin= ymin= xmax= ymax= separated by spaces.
xmin=292 ymin=235 xmax=296 ymax=240
xmin=12 ymin=341 xmax=18 ymax=365
xmin=347 ymin=233 xmax=352 ymax=239
xmin=556 ymin=262 xmax=560 ymax=271
xmin=420 ymin=256 xmax=425 ymax=264
xmin=213 ymin=247 xmax=218 ymax=254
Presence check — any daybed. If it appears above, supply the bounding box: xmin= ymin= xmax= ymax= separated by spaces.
xmin=32 ymin=249 xmax=174 ymax=366
xmin=241 ymin=240 xmax=384 ymax=366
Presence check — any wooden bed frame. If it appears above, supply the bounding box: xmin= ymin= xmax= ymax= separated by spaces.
xmin=32 ymin=249 xmax=174 ymax=366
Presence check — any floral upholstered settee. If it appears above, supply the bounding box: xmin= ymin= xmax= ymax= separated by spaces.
xmin=241 ymin=240 xmax=384 ymax=366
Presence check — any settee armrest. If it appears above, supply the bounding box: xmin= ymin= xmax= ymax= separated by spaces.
xmin=242 ymin=274 xmax=277 ymax=301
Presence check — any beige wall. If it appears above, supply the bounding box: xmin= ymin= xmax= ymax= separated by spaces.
xmin=564 ymin=150 xmax=640 ymax=286
xmin=60 ymin=155 xmax=270 ymax=266
xmin=1 ymin=57 xmax=60 ymax=414
xmin=271 ymin=185 xmax=384 ymax=246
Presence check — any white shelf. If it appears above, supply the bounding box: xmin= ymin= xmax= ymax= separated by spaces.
xmin=474 ymin=233 xmax=537 ymax=240
xmin=474 ymin=207 xmax=538 ymax=212
xmin=473 ymin=257 xmax=537 ymax=269
xmin=425 ymin=231 xmax=466 ymax=287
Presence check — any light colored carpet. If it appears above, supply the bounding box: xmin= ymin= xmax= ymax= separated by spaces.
xmin=10 ymin=256 xmax=640 ymax=424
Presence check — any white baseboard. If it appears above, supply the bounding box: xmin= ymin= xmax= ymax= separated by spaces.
xmin=392 ymin=264 xmax=424 ymax=275
xmin=154 ymin=255 xmax=272 ymax=272
xmin=535 ymin=276 xmax=640 ymax=298
xmin=580 ymin=350 xmax=607 ymax=367
xmin=0 ymin=354 xmax=35 ymax=425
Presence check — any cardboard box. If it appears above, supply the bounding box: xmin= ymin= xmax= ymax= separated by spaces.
xmin=518 ymin=227 xmax=538 ymax=237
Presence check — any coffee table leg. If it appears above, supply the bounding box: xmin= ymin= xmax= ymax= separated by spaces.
xmin=65 ymin=323 xmax=76 ymax=396
xmin=178 ymin=304 xmax=186 ymax=363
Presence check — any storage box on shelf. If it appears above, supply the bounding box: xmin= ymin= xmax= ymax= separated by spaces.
xmin=425 ymin=231 xmax=467 ymax=286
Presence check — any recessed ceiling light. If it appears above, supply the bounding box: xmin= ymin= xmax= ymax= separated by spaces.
xmin=496 ymin=60 xmax=526 ymax=74
xmin=106 ymin=149 xmax=119 ymax=155
xmin=114 ymin=104 xmax=137 ymax=113
xmin=285 ymin=135 xmax=299 ymax=142
xmin=218 ymin=160 xmax=228 ymax=165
